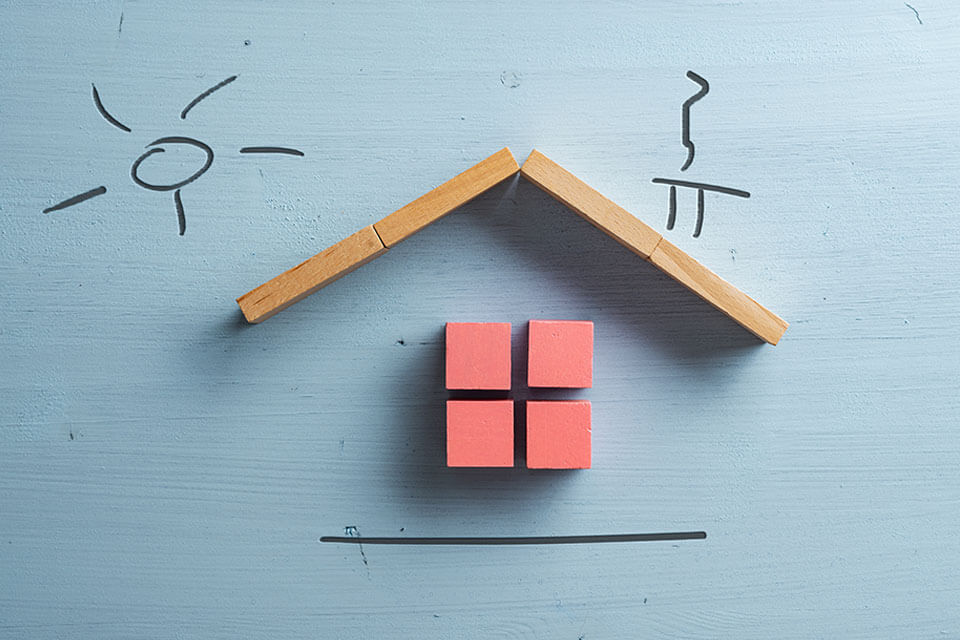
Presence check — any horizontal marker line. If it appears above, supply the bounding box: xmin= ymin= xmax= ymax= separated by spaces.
xmin=239 ymin=146 xmax=304 ymax=156
xmin=321 ymin=532 xmax=706 ymax=545
xmin=651 ymin=178 xmax=750 ymax=198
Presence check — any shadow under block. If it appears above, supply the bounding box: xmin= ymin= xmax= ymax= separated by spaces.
xmin=649 ymin=238 xmax=789 ymax=345
xmin=526 ymin=400 xmax=592 ymax=469
xmin=527 ymin=320 xmax=593 ymax=389
xmin=519 ymin=149 xmax=662 ymax=259
xmin=373 ymin=147 xmax=520 ymax=248
xmin=236 ymin=225 xmax=387 ymax=323
xmin=447 ymin=400 xmax=515 ymax=468
xmin=445 ymin=322 xmax=512 ymax=390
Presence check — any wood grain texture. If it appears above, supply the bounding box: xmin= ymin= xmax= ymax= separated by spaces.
xmin=373 ymin=147 xmax=519 ymax=247
xmin=520 ymin=149 xmax=662 ymax=258
xmin=237 ymin=225 xmax=387 ymax=323
xmin=2 ymin=2 xmax=960 ymax=639
xmin=649 ymin=239 xmax=788 ymax=344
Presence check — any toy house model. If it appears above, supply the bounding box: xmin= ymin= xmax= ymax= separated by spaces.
xmin=235 ymin=148 xmax=788 ymax=469
xmin=235 ymin=148 xmax=788 ymax=346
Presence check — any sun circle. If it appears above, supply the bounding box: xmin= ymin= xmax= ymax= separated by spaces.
xmin=130 ymin=136 xmax=214 ymax=192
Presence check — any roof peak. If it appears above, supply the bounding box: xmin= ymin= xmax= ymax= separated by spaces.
xmin=236 ymin=148 xmax=787 ymax=345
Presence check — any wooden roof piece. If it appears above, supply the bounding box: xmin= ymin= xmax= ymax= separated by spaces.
xmin=520 ymin=151 xmax=788 ymax=345
xmin=236 ymin=148 xmax=518 ymax=324
xmin=237 ymin=148 xmax=788 ymax=344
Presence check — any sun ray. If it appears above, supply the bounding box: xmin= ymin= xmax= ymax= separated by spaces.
xmin=239 ymin=146 xmax=304 ymax=156
xmin=91 ymin=84 xmax=131 ymax=132
xmin=180 ymin=75 xmax=238 ymax=120
xmin=174 ymin=189 xmax=186 ymax=236
xmin=43 ymin=186 xmax=107 ymax=213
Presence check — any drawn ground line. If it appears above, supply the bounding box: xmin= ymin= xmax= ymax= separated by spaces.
xmin=321 ymin=531 xmax=707 ymax=545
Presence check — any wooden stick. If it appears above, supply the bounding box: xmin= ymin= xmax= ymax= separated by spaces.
xmin=649 ymin=239 xmax=788 ymax=345
xmin=237 ymin=148 xmax=519 ymax=323
xmin=520 ymin=149 xmax=662 ymax=258
xmin=373 ymin=147 xmax=519 ymax=247
xmin=520 ymin=149 xmax=787 ymax=344
xmin=238 ymin=147 xmax=787 ymax=343
xmin=236 ymin=225 xmax=387 ymax=323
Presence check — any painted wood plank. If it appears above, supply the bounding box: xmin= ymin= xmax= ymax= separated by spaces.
xmin=2 ymin=2 xmax=959 ymax=638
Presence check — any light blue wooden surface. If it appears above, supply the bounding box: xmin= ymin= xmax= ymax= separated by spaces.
xmin=2 ymin=1 xmax=959 ymax=637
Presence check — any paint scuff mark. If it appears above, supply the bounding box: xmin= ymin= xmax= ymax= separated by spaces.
xmin=500 ymin=70 xmax=521 ymax=88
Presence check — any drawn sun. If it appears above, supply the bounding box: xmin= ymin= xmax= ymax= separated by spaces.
xmin=42 ymin=75 xmax=303 ymax=235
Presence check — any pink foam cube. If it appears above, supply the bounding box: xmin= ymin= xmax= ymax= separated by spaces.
xmin=445 ymin=322 xmax=512 ymax=390
xmin=525 ymin=400 xmax=591 ymax=469
xmin=446 ymin=400 xmax=514 ymax=467
xmin=527 ymin=320 xmax=593 ymax=388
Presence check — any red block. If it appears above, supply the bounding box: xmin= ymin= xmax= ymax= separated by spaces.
xmin=526 ymin=400 xmax=591 ymax=469
xmin=446 ymin=400 xmax=514 ymax=467
xmin=445 ymin=322 xmax=512 ymax=390
xmin=527 ymin=320 xmax=593 ymax=388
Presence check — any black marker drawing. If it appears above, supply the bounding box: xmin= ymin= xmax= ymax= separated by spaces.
xmin=680 ymin=70 xmax=709 ymax=172
xmin=653 ymin=71 xmax=749 ymax=238
xmin=651 ymin=175 xmax=751 ymax=240
xmin=239 ymin=147 xmax=305 ymax=156
xmin=653 ymin=178 xmax=750 ymax=238
xmin=651 ymin=177 xmax=750 ymax=198
xmin=180 ymin=75 xmax=238 ymax=120
xmin=130 ymin=137 xmax=215 ymax=191
xmin=321 ymin=531 xmax=707 ymax=545
xmin=173 ymin=189 xmax=186 ymax=237
xmin=42 ymin=186 xmax=108 ymax=214
xmin=666 ymin=184 xmax=677 ymax=230
xmin=43 ymin=76 xmax=304 ymax=235
xmin=91 ymin=84 xmax=131 ymax=132
xmin=904 ymin=2 xmax=922 ymax=24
